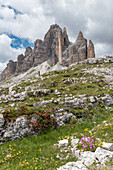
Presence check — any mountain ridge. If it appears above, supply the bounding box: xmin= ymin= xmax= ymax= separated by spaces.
xmin=0 ymin=24 xmax=95 ymax=82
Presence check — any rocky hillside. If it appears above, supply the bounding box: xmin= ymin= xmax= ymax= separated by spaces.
xmin=0 ymin=56 xmax=113 ymax=140
xmin=0 ymin=56 xmax=113 ymax=107
xmin=0 ymin=56 xmax=113 ymax=169
xmin=0 ymin=24 xmax=95 ymax=81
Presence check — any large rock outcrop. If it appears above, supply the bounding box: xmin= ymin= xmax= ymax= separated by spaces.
xmin=0 ymin=24 xmax=95 ymax=81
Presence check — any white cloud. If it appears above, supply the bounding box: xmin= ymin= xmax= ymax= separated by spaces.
xmin=0 ymin=5 xmax=14 ymax=19
xmin=0 ymin=0 xmax=55 ymax=41
xmin=95 ymin=43 xmax=113 ymax=58
xmin=1 ymin=0 xmax=40 ymax=14
xmin=0 ymin=34 xmax=25 ymax=64
xmin=0 ymin=0 xmax=113 ymax=45
xmin=0 ymin=62 xmax=7 ymax=72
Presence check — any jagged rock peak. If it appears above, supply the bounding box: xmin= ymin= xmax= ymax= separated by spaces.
xmin=50 ymin=24 xmax=61 ymax=30
xmin=89 ymin=40 xmax=94 ymax=46
xmin=25 ymin=46 xmax=32 ymax=57
xmin=63 ymin=27 xmax=67 ymax=34
xmin=76 ymin=31 xmax=84 ymax=40
xmin=34 ymin=39 xmax=43 ymax=51
xmin=0 ymin=60 xmax=16 ymax=81
xmin=44 ymin=24 xmax=62 ymax=41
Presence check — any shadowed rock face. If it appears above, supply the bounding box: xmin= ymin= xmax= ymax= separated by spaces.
xmin=25 ymin=46 xmax=32 ymax=57
xmin=16 ymin=54 xmax=25 ymax=73
xmin=0 ymin=24 xmax=95 ymax=81
xmin=0 ymin=60 xmax=17 ymax=81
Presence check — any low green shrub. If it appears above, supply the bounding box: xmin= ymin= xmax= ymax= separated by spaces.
xmin=29 ymin=107 xmax=56 ymax=132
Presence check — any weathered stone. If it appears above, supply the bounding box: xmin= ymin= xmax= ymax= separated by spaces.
xmin=58 ymin=139 xmax=68 ymax=147
xmin=0 ymin=114 xmax=4 ymax=128
xmin=58 ymin=161 xmax=87 ymax=170
xmin=2 ymin=116 xmax=34 ymax=141
xmin=102 ymin=142 xmax=113 ymax=151
xmin=89 ymin=96 xmax=95 ymax=103
xmin=63 ymin=113 xmax=73 ymax=123
xmin=16 ymin=54 xmax=25 ymax=73
xmin=87 ymin=40 xmax=95 ymax=59
xmin=101 ymin=94 xmax=113 ymax=106
xmin=25 ymin=46 xmax=32 ymax=57
xmin=33 ymin=89 xmax=51 ymax=97
xmin=63 ymin=31 xmax=88 ymax=66
xmin=79 ymin=151 xmax=96 ymax=167
xmin=72 ymin=149 xmax=80 ymax=158
xmin=95 ymin=147 xmax=113 ymax=164
xmin=71 ymin=139 xmax=79 ymax=148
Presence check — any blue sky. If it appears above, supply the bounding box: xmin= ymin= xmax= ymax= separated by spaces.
xmin=8 ymin=34 xmax=33 ymax=49
xmin=0 ymin=4 xmax=34 ymax=53
xmin=0 ymin=0 xmax=113 ymax=72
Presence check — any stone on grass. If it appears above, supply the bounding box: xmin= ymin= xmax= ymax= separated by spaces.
xmin=58 ymin=161 xmax=87 ymax=170
xmin=0 ymin=114 xmax=4 ymax=127
xmin=89 ymin=96 xmax=95 ymax=103
xmin=72 ymin=149 xmax=80 ymax=158
xmin=79 ymin=151 xmax=96 ymax=167
xmin=58 ymin=139 xmax=68 ymax=147
xmin=102 ymin=142 xmax=113 ymax=151
xmin=84 ymin=157 xmax=95 ymax=167
xmin=3 ymin=116 xmax=34 ymax=141
xmin=95 ymin=147 xmax=113 ymax=164
xmin=71 ymin=139 xmax=79 ymax=148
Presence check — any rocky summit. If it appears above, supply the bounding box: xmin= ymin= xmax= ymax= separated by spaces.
xmin=0 ymin=24 xmax=95 ymax=81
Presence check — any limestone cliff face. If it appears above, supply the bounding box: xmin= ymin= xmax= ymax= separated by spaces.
xmin=0 ymin=24 xmax=95 ymax=81
xmin=62 ymin=31 xmax=87 ymax=66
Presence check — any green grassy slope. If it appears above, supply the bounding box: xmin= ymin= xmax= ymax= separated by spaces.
xmin=0 ymin=62 xmax=113 ymax=169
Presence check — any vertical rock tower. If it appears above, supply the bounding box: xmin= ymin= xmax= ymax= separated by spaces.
xmin=87 ymin=40 xmax=95 ymax=59
xmin=57 ymin=27 xmax=70 ymax=64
